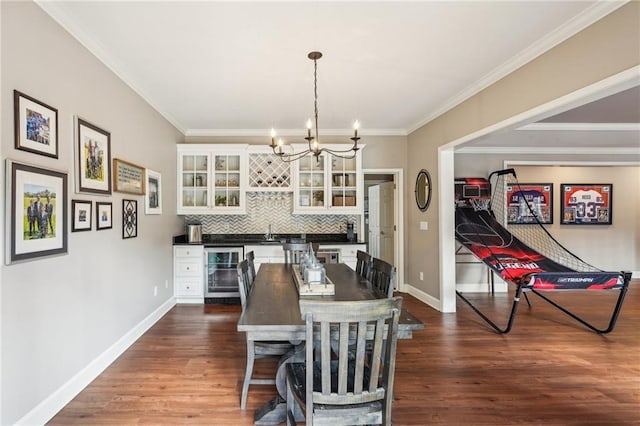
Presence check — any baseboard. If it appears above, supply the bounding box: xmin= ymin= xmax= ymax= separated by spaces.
xmin=16 ymin=297 xmax=177 ymax=426
xmin=403 ymin=283 xmax=442 ymax=311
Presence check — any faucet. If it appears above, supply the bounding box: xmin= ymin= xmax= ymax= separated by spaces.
xmin=265 ymin=224 xmax=273 ymax=241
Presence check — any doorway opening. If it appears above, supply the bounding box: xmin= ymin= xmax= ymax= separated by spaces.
xmin=363 ymin=169 xmax=404 ymax=292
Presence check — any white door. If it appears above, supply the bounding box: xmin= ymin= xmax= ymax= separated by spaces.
xmin=378 ymin=182 xmax=395 ymax=264
xmin=368 ymin=185 xmax=380 ymax=258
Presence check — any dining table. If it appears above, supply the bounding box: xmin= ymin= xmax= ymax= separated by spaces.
xmin=237 ymin=262 xmax=425 ymax=425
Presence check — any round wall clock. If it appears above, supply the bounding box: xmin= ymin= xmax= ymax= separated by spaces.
xmin=415 ymin=169 xmax=432 ymax=212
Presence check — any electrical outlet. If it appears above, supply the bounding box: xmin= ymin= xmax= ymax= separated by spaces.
xmin=419 ymin=221 xmax=428 ymax=230
xmin=419 ymin=272 xmax=424 ymax=281
xmin=154 ymin=286 xmax=158 ymax=296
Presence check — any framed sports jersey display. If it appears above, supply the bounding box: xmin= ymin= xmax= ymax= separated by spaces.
xmin=506 ymin=183 xmax=553 ymax=225
xmin=560 ymin=183 xmax=612 ymax=225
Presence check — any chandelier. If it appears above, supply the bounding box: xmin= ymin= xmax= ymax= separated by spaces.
xmin=270 ymin=51 xmax=360 ymax=162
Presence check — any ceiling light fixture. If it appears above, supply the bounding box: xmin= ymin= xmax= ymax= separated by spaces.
xmin=270 ymin=51 xmax=360 ymax=162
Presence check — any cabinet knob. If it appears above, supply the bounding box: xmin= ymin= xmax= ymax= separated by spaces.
xmin=186 ymin=266 xmax=190 ymax=271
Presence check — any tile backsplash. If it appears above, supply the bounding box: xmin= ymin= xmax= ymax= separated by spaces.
xmin=185 ymin=192 xmax=359 ymax=235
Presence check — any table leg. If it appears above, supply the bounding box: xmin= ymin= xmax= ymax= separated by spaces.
xmin=254 ymin=344 xmax=305 ymax=425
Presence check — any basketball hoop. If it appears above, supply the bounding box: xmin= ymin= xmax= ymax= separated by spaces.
xmin=469 ymin=197 xmax=491 ymax=211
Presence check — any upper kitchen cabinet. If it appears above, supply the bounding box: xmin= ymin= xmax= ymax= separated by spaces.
xmin=292 ymin=145 xmax=364 ymax=215
xmin=247 ymin=146 xmax=292 ymax=192
xmin=177 ymin=144 xmax=248 ymax=215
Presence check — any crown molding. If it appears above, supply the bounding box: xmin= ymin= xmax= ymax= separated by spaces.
xmin=185 ymin=128 xmax=407 ymax=137
xmin=455 ymin=146 xmax=639 ymax=155
xmin=406 ymin=1 xmax=628 ymax=134
xmin=517 ymin=123 xmax=640 ymax=132
xmin=35 ymin=1 xmax=187 ymax=135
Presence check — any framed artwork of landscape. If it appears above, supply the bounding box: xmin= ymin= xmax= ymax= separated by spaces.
xmin=14 ymin=90 xmax=59 ymax=158
xmin=6 ymin=160 xmax=68 ymax=264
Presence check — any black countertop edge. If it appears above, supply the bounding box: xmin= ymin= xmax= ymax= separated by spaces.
xmin=173 ymin=233 xmax=365 ymax=246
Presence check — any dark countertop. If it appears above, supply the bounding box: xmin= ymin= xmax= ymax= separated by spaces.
xmin=173 ymin=233 xmax=365 ymax=246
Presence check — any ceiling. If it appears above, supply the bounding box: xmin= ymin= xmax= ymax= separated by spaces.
xmin=37 ymin=0 xmax=635 ymax=142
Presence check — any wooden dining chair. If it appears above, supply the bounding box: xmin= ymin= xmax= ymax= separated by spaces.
xmin=369 ymin=258 xmax=396 ymax=299
xmin=237 ymin=260 xmax=292 ymax=409
xmin=285 ymin=297 xmax=403 ymax=426
xmin=245 ymin=250 xmax=257 ymax=283
xmin=355 ymin=250 xmax=372 ymax=281
xmin=283 ymin=242 xmax=309 ymax=264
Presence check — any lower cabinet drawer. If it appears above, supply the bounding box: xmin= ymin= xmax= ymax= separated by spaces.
xmin=175 ymin=260 xmax=202 ymax=276
xmin=175 ymin=279 xmax=203 ymax=296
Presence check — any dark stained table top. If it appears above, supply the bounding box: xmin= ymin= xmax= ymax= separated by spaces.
xmin=238 ymin=263 xmax=424 ymax=339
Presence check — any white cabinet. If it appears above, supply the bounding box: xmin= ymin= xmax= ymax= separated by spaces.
xmin=174 ymin=245 xmax=204 ymax=303
xmin=292 ymin=145 xmax=364 ymax=215
xmin=177 ymin=144 xmax=248 ymax=215
xmin=319 ymin=243 xmax=367 ymax=270
xmin=244 ymin=244 xmax=284 ymax=272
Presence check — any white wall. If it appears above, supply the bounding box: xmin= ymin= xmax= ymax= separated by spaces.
xmin=1 ymin=2 xmax=183 ymax=424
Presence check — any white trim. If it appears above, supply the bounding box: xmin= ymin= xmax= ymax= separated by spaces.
xmin=505 ymin=160 xmax=640 ymax=167
xmin=15 ymin=298 xmax=176 ymax=426
xmin=518 ymin=122 xmax=640 ymax=132
xmin=438 ymin=67 xmax=640 ymax=314
xmin=407 ymin=1 xmax=628 ymax=134
xmin=456 ymin=146 xmax=639 ymax=155
xmin=438 ymin=148 xmax=456 ymax=313
xmin=185 ymin=128 xmax=406 ymax=137
xmin=404 ymin=283 xmax=441 ymax=311
xmin=363 ymin=168 xmax=404 ymax=293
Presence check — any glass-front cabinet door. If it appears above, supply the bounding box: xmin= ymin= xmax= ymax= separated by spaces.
xmin=295 ymin=154 xmax=326 ymax=211
xmin=178 ymin=152 xmax=211 ymax=213
xmin=330 ymin=156 xmax=358 ymax=209
xmin=177 ymin=144 xmax=248 ymax=215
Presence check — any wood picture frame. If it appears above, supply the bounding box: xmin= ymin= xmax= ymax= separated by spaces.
xmin=71 ymin=200 xmax=92 ymax=232
xmin=77 ymin=117 xmax=111 ymax=195
xmin=560 ymin=183 xmax=613 ymax=225
xmin=506 ymin=183 xmax=553 ymax=225
xmin=14 ymin=90 xmax=59 ymax=158
xmin=6 ymin=160 xmax=68 ymax=264
xmin=114 ymin=158 xmax=145 ymax=195
xmin=122 ymin=199 xmax=138 ymax=239
xmin=96 ymin=201 xmax=113 ymax=230
xmin=145 ymin=168 xmax=162 ymax=215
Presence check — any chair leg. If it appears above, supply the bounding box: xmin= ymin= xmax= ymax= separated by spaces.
xmin=241 ymin=340 xmax=255 ymax=410
xmin=286 ymin=374 xmax=294 ymax=426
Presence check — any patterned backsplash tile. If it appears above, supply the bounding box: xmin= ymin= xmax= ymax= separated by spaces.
xmin=185 ymin=192 xmax=359 ymax=235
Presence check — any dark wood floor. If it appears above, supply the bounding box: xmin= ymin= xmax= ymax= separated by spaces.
xmin=50 ymin=282 xmax=639 ymax=425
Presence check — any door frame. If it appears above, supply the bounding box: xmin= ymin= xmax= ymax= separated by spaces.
xmin=363 ymin=168 xmax=404 ymax=292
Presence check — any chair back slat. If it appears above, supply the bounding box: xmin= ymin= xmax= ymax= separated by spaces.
xmin=299 ymin=297 xmax=403 ymax=409
xmin=283 ymin=242 xmax=309 ymax=264
xmin=245 ymin=250 xmax=256 ymax=282
xmin=355 ymin=250 xmax=372 ymax=280
xmin=237 ymin=259 xmax=253 ymax=309
xmin=370 ymin=258 xmax=396 ymax=298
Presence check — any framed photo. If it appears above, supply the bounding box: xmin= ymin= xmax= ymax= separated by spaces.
xmin=71 ymin=200 xmax=92 ymax=232
xmin=122 ymin=199 xmax=138 ymax=239
xmin=77 ymin=118 xmax=111 ymax=195
xmin=561 ymin=183 xmax=613 ymax=225
xmin=145 ymin=168 xmax=162 ymax=214
xmin=114 ymin=158 xmax=145 ymax=195
xmin=506 ymin=183 xmax=553 ymax=224
xmin=6 ymin=160 xmax=67 ymax=264
xmin=96 ymin=201 xmax=112 ymax=230
xmin=14 ymin=90 xmax=59 ymax=158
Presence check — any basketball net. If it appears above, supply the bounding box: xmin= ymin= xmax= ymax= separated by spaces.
xmin=469 ymin=197 xmax=491 ymax=212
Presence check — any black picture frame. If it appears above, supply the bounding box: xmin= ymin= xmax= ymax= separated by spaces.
xmin=14 ymin=90 xmax=59 ymax=158
xmin=560 ymin=183 xmax=613 ymax=225
xmin=122 ymin=199 xmax=137 ymax=239
xmin=96 ymin=201 xmax=113 ymax=230
xmin=77 ymin=117 xmax=112 ymax=195
xmin=506 ymin=183 xmax=554 ymax=225
xmin=71 ymin=200 xmax=92 ymax=232
xmin=415 ymin=169 xmax=432 ymax=212
xmin=7 ymin=160 xmax=67 ymax=263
